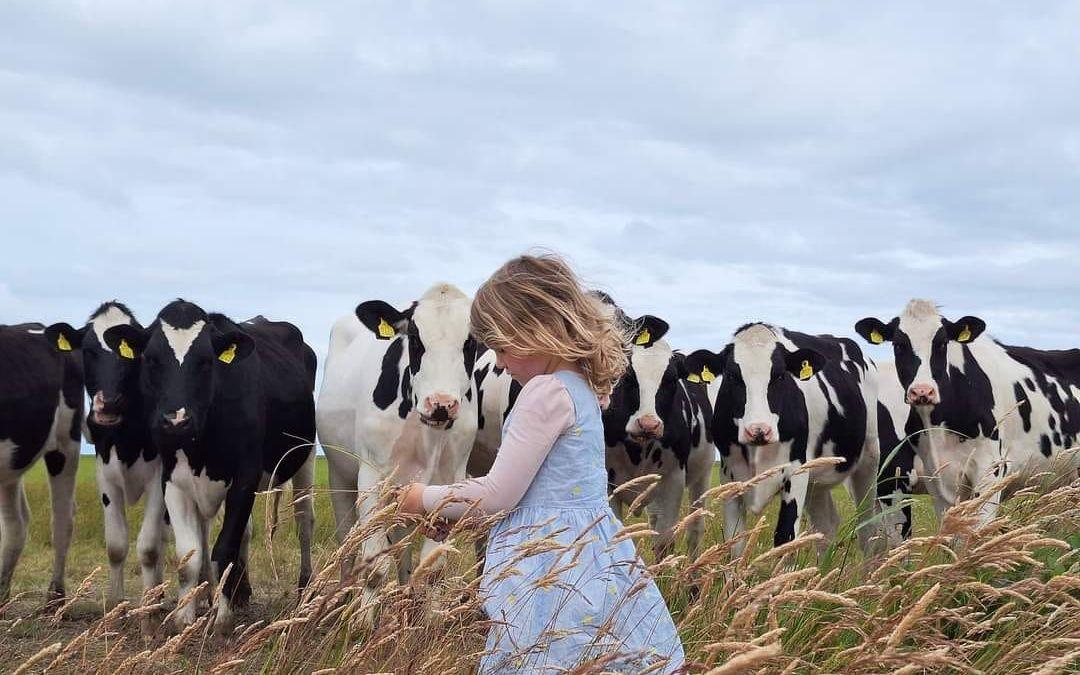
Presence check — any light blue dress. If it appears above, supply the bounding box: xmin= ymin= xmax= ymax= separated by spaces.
xmin=479 ymin=370 xmax=686 ymax=673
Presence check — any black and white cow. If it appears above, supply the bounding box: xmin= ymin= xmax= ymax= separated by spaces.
xmin=104 ymin=301 xmax=317 ymax=632
xmin=684 ymin=323 xmax=881 ymax=554
xmin=856 ymin=299 xmax=1080 ymax=526
xmin=604 ymin=315 xmax=714 ymax=560
xmin=65 ymin=302 xmax=167 ymax=610
xmin=317 ymin=284 xmax=478 ymax=597
xmin=0 ymin=322 xmax=82 ymax=603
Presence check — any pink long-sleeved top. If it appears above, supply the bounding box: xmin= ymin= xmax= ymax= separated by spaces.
xmin=421 ymin=373 xmax=577 ymax=520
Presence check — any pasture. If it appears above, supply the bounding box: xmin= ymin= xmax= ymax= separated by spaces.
xmin=0 ymin=455 xmax=1076 ymax=674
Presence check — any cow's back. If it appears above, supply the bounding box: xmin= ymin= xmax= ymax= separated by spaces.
xmin=239 ymin=316 xmax=317 ymax=483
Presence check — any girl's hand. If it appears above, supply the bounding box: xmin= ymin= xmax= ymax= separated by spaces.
xmin=398 ymin=482 xmax=426 ymax=514
xmin=421 ymin=518 xmax=452 ymax=542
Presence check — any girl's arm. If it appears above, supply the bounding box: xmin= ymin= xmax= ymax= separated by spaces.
xmin=401 ymin=375 xmax=575 ymax=520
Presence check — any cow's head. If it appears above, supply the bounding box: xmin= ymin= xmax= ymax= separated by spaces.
xmin=357 ymin=283 xmax=476 ymax=429
xmin=856 ymin=299 xmax=985 ymax=408
xmin=607 ymin=315 xmax=685 ymax=442
xmin=686 ymin=323 xmax=826 ymax=447
xmin=81 ymin=302 xmax=143 ymax=428
xmin=103 ymin=300 xmax=254 ymax=448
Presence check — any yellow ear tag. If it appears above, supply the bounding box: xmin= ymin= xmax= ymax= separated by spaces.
xmin=218 ymin=343 xmax=237 ymax=364
xmin=56 ymin=333 xmax=72 ymax=352
xmin=635 ymin=328 xmax=651 ymax=346
xmin=377 ymin=318 xmax=396 ymax=339
xmin=870 ymin=329 xmax=883 ymax=345
xmin=701 ymin=365 xmax=716 ymax=383
xmin=118 ymin=339 xmax=135 ymax=360
xmin=687 ymin=373 xmax=702 ymax=383
xmin=957 ymin=325 xmax=972 ymax=343
xmin=799 ymin=360 xmax=814 ymax=380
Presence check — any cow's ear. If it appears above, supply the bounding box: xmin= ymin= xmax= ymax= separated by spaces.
xmin=683 ymin=348 xmax=725 ymax=384
xmin=631 ymin=315 xmax=669 ymax=347
xmin=946 ymin=316 xmax=985 ymax=344
xmin=854 ymin=317 xmax=897 ymax=345
xmin=356 ymin=300 xmax=409 ymax=340
xmin=44 ymin=323 xmax=85 ymax=352
xmin=212 ymin=330 xmax=254 ymax=365
xmin=102 ymin=324 xmax=147 ymax=359
xmin=786 ymin=348 xmax=827 ymax=381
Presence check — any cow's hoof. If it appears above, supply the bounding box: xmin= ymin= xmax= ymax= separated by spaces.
xmin=232 ymin=580 xmax=252 ymax=609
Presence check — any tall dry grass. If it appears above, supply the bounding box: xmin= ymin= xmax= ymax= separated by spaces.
xmin=2 ymin=461 xmax=1076 ymax=674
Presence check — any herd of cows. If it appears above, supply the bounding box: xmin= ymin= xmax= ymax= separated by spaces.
xmin=1 ymin=286 xmax=1078 ymax=634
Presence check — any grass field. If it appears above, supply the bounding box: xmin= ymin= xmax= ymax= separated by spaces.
xmin=0 ymin=456 xmax=1076 ymax=673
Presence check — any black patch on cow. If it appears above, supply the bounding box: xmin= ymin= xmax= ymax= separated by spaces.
xmin=158 ymin=299 xmax=208 ymax=329
xmin=1040 ymin=434 xmax=1052 ymax=457
xmin=474 ymin=363 xmax=490 ymax=430
xmin=373 ymin=338 xmax=404 ymax=410
xmin=44 ymin=450 xmax=66 ymax=477
xmin=650 ymin=446 xmax=663 ymax=465
xmin=102 ymin=493 xmax=111 ymax=507
xmin=398 ymin=366 xmax=413 ymax=419
xmin=775 ymin=498 xmax=798 ymax=547
xmin=1049 ymin=414 xmax=1057 ymax=430
xmin=1053 ymin=431 xmax=1062 ymax=446
xmin=505 ymin=379 xmax=522 ymax=420
xmin=1013 ymin=382 xmax=1032 ymax=432
xmin=1024 ymin=377 xmax=1036 ymax=392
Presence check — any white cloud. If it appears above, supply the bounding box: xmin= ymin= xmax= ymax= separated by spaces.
xmin=1 ymin=0 xmax=1078 ymax=381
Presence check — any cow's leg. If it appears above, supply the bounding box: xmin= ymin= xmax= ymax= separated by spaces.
xmin=804 ymin=483 xmax=839 ymax=554
xmin=291 ymin=452 xmax=316 ymax=591
xmin=235 ymin=516 xmax=253 ymax=608
xmin=45 ymin=448 xmax=78 ymax=601
xmin=774 ymin=471 xmax=809 ymax=547
xmin=136 ymin=463 xmax=167 ymax=598
xmin=0 ymin=480 xmax=29 ymax=603
xmin=646 ymin=468 xmax=685 ymax=561
xmin=685 ymin=467 xmax=709 ymax=559
xmin=847 ymin=444 xmax=884 ymax=555
xmin=165 ymin=482 xmax=204 ymax=628
xmin=969 ymin=440 xmax=1005 ymax=528
xmin=723 ymin=496 xmax=747 ymax=558
xmin=355 ymin=462 xmax=393 ymax=624
xmin=326 ymin=447 xmax=360 ymax=579
xmin=98 ymin=458 xmax=129 ymax=608
xmin=211 ymin=483 xmax=257 ymax=635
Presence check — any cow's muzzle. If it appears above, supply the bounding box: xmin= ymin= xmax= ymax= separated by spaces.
xmin=92 ymin=392 xmax=124 ymax=427
xmin=159 ymin=408 xmax=195 ymax=436
xmin=420 ymin=395 xmax=459 ymax=428
xmin=741 ymin=422 xmax=776 ymax=446
xmin=629 ymin=415 xmax=664 ymax=442
xmin=906 ymin=383 xmax=939 ymax=407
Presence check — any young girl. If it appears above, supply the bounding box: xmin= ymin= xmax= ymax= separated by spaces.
xmin=398 ymin=254 xmax=686 ymax=673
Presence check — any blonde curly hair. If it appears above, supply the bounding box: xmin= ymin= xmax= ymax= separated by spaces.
xmin=470 ymin=253 xmax=629 ymax=397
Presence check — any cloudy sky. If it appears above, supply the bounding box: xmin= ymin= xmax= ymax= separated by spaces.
xmin=3 ymin=0 xmax=1080 ymax=377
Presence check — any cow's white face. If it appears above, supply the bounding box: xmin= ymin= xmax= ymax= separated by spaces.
xmin=408 ymin=284 xmax=475 ymax=426
xmin=856 ymin=299 xmax=986 ymax=409
xmin=731 ymin=325 xmax=784 ymax=445
xmin=626 ymin=340 xmax=674 ymax=440
xmin=356 ymin=284 xmax=477 ymax=429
